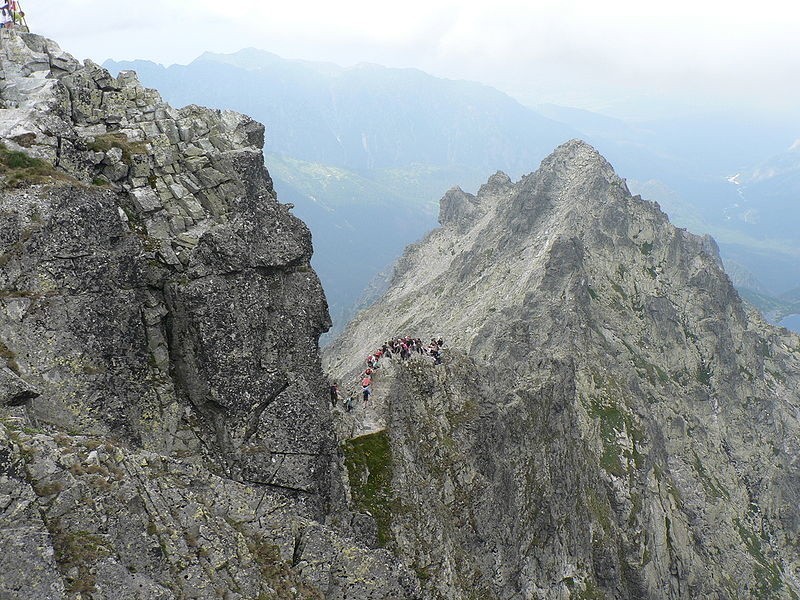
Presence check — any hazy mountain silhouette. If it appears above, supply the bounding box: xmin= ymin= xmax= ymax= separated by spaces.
xmin=107 ymin=49 xmax=576 ymax=173
xmin=105 ymin=51 xmax=584 ymax=336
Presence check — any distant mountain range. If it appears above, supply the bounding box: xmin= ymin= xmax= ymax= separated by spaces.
xmin=107 ymin=49 xmax=576 ymax=174
xmin=728 ymin=142 xmax=800 ymax=241
xmin=105 ymin=50 xmax=800 ymax=334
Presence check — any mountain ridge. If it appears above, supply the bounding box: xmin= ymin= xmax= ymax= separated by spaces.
xmin=104 ymin=54 xmax=578 ymax=173
xmin=2 ymin=27 xmax=799 ymax=598
xmin=102 ymin=51 xmax=584 ymax=340
xmin=325 ymin=140 xmax=800 ymax=598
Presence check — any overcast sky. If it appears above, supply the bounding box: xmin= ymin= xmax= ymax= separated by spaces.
xmin=27 ymin=0 xmax=800 ymax=119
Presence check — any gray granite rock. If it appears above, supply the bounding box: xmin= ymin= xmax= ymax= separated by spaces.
xmin=0 ymin=366 xmax=39 ymax=406
xmin=327 ymin=140 xmax=800 ymax=598
xmin=0 ymin=29 xmax=337 ymax=509
xmin=0 ymin=422 xmax=419 ymax=599
xmin=0 ymin=29 xmax=419 ymax=598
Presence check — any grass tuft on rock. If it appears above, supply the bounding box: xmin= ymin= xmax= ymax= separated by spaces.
xmin=248 ymin=538 xmax=323 ymax=599
xmin=0 ymin=143 xmax=72 ymax=188
xmin=52 ymin=529 xmax=111 ymax=593
xmin=342 ymin=429 xmax=394 ymax=547
xmin=86 ymin=132 xmax=148 ymax=165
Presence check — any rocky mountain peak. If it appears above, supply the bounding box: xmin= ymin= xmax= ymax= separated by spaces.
xmin=437 ymin=187 xmax=479 ymax=230
xmin=476 ymin=169 xmax=513 ymax=197
xmin=538 ymin=137 xmax=618 ymax=177
xmin=0 ymin=30 xmax=330 ymax=477
xmin=326 ymin=141 xmax=800 ymax=598
xmin=438 ymin=171 xmax=514 ymax=232
xmin=3 ymin=27 xmax=799 ymax=599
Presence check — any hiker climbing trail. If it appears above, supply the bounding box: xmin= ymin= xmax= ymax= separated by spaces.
xmin=1 ymin=1 xmax=28 ymax=30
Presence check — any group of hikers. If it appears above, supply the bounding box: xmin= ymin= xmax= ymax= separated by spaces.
xmin=329 ymin=335 xmax=446 ymax=412
xmin=0 ymin=1 xmax=25 ymax=29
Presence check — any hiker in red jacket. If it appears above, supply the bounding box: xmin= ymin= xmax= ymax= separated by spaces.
xmin=361 ymin=375 xmax=372 ymax=403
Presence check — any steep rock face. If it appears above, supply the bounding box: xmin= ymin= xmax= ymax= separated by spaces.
xmin=327 ymin=140 xmax=800 ymax=598
xmin=0 ymin=29 xmax=332 ymax=505
xmin=0 ymin=30 xmax=421 ymax=598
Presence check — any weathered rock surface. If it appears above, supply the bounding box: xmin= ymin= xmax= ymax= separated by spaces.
xmin=0 ymin=364 xmax=39 ymax=406
xmin=4 ymin=25 xmax=799 ymax=599
xmin=0 ymin=421 xmax=419 ymax=599
xmin=0 ymin=30 xmax=419 ymax=598
xmin=0 ymin=27 xmax=332 ymax=506
xmin=327 ymin=140 xmax=800 ymax=598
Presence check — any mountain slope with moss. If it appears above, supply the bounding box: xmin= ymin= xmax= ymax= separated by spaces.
xmin=327 ymin=141 xmax=800 ymax=599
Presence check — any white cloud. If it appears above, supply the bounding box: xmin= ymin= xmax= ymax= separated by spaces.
xmin=26 ymin=0 xmax=800 ymax=116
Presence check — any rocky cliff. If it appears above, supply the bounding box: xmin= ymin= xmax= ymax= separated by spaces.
xmin=3 ymin=26 xmax=799 ymax=600
xmin=0 ymin=28 xmax=334 ymax=497
xmin=326 ymin=141 xmax=800 ymax=598
xmin=0 ymin=29 xmax=418 ymax=598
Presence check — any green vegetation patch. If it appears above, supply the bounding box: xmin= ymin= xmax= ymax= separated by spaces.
xmin=0 ymin=143 xmax=71 ymax=188
xmin=53 ymin=529 xmax=111 ymax=593
xmin=342 ymin=430 xmax=394 ymax=547
xmin=733 ymin=518 xmax=789 ymax=598
xmin=691 ymin=452 xmax=730 ymax=500
xmin=248 ymin=538 xmax=323 ymax=600
xmin=586 ymin=489 xmax=612 ymax=534
xmin=586 ymin=371 xmax=646 ymax=476
xmin=756 ymin=340 xmax=771 ymax=358
xmin=578 ymin=579 xmax=608 ymax=600
xmin=620 ymin=339 xmax=669 ymax=387
xmin=594 ymin=410 xmax=626 ymax=476
xmin=739 ymin=366 xmax=755 ymax=382
xmin=413 ymin=563 xmax=432 ymax=585
xmin=86 ymin=133 xmax=148 ymax=165
xmin=447 ymin=397 xmax=479 ymax=429
xmin=695 ymin=364 xmax=712 ymax=386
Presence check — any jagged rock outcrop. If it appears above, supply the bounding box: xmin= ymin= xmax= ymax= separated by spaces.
xmin=0 ymin=27 xmax=332 ymax=504
xmin=0 ymin=30 xmax=420 ymax=598
xmin=0 ymin=364 xmax=39 ymax=406
xmin=327 ymin=140 xmax=800 ymax=598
